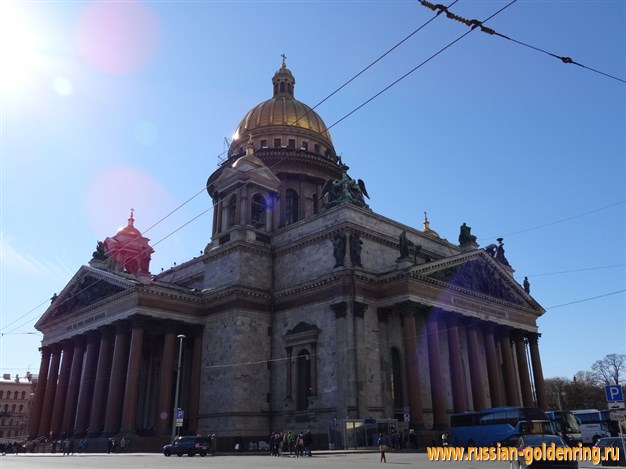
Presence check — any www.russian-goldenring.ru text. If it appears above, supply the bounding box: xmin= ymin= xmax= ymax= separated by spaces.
xmin=426 ymin=442 xmax=620 ymax=465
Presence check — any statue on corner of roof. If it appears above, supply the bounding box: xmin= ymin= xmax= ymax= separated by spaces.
xmin=92 ymin=240 xmax=108 ymax=261
xmin=458 ymin=222 xmax=477 ymax=246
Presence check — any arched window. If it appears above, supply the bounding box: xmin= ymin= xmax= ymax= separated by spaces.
xmin=297 ymin=349 xmax=312 ymax=411
xmin=19 ymin=404 xmax=24 ymax=412
xmin=0 ymin=390 xmax=3 ymax=399
xmin=20 ymin=391 xmax=25 ymax=399
xmin=3 ymin=404 xmax=8 ymax=412
xmin=11 ymin=404 xmax=16 ymax=413
xmin=6 ymin=391 xmax=10 ymax=399
xmin=391 ymin=347 xmax=404 ymax=409
xmin=280 ymin=82 xmax=285 ymax=93
xmin=251 ymin=194 xmax=266 ymax=228
xmin=285 ymin=189 xmax=299 ymax=225
xmin=228 ymin=195 xmax=237 ymax=227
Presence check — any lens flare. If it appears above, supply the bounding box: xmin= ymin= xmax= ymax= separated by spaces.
xmin=76 ymin=0 xmax=160 ymax=75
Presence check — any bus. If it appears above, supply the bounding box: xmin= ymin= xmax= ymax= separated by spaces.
xmin=571 ymin=409 xmax=620 ymax=445
xmin=450 ymin=407 xmax=553 ymax=447
xmin=545 ymin=411 xmax=582 ymax=446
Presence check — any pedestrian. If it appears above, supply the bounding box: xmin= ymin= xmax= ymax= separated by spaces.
xmin=211 ymin=434 xmax=217 ymax=455
xmin=120 ymin=436 xmax=127 ymax=453
xmin=377 ymin=433 xmax=387 ymax=463
xmin=304 ymin=430 xmax=312 ymax=457
xmin=296 ymin=433 xmax=304 ymax=457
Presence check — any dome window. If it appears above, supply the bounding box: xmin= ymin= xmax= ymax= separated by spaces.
xmin=274 ymin=138 xmax=281 ymax=148
xmin=301 ymin=141 xmax=308 ymax=151
xmin=260 ymin=139 xmax=267 ymax=148
xmin=314 ymin=144 xmax=320 ymax=154
xmin=288 ymin=139 xmax=296 ymax=149
xmin=280 ymin=82 xmax=285 ymax=93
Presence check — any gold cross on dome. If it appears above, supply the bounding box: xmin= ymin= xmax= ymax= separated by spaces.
xmin=281 ymin=53 xmax=287 ymax=67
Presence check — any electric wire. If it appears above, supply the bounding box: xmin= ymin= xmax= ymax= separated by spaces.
xmin=419 ymin=0 xmax=626 ymax=84
xmin=526 ymin=264 xmax=625 ymax=279
xmin=328 ymin=0 xmax=518 ymax=129
xmin=545 ymin=289 xmax=625 ymax=310
xmin=480 ymin=199 xmax=625 ymax=241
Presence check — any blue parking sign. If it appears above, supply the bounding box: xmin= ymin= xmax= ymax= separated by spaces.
xmin=177 ymin=409 xmax=185 ymax=419
xmin=605 ymin=385 xmax=624 ymax=402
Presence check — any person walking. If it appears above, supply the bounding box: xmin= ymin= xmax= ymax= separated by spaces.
xmin=377 ymin=433 xmax=388 ymax=463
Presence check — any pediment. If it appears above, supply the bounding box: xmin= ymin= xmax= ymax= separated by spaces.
xmin=35 ymin=266 xmax=135 ymax=328
xmin=213 ymin=163 xmax=281 ymax=194
xmin=413 ymin=250 xmax=538 ymax=309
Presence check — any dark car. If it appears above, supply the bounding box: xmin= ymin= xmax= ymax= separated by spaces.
xmin=515 ymin=434 xmax=578 ymax=469
xmin=594 ymin=437 xmax=626 ymax=466
xmin=163 ymin=436 xmax=210 ymax=457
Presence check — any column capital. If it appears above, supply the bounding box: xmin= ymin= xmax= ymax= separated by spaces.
xmin=527 ymin=332 xmax=541 ymax=345
xmin=376 ymin=306 xmax=391 ymax=323
xmin=73 ymin=335 xmax=87 ymax=348
xmin=398 ymin=300 xmax=428 ymax=317
xmin=353 ymin=301 xmax=368 ymax=318
xmin=330 ymin=301 xmax=347 ymax=318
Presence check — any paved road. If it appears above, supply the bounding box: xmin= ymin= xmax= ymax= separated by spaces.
xmin=0 ymin=451 xmax=603 ymax=469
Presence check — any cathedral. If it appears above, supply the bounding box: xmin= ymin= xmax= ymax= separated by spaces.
xmin=28 ymin=61 xmax=547 ymax=451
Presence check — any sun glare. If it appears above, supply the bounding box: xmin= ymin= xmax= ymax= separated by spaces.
xmin=0 ymin=2 xmax=42 ymax=94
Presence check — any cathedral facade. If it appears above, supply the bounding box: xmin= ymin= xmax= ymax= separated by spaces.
xmin=28 ymin=62 xmax=547 ymax=450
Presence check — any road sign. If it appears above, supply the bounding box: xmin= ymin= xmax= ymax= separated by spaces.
xmin=608 ymin=401 xmax=625 ymax=410
xmin=403 ymin=414 xmax=410 ymax=423
xmin=609 ymin=411 xmax=626 ymax=421
xmin=176 ymin=418 xmax=183 ymax=427
xmin=605 ymin=385 xmax=624 ymax=402
xmin=176 ymin=409 xmax=185 ymax=419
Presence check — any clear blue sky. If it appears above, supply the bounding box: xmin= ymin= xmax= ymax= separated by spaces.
xmin=1 ymin=0 xmax=624 ymax=384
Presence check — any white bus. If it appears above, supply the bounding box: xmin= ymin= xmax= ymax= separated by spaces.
xmin=570 ymin=409 xmax=619 ymax=445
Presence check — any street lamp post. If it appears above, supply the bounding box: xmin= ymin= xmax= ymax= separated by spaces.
xmin=171 ymin=334 xmax=186 ymax=441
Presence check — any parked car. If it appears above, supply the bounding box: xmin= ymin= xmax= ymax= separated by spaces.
xmin=163 ymin=436 xmax=210 ymax=457
xmin=594 ymin=437 xmax=626 ymax=466
xmin=515 ymin=434 xmax=578 ymax=469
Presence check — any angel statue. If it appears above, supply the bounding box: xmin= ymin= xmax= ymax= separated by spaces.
xmin=320 ymin=167 xmax=370 ymax=210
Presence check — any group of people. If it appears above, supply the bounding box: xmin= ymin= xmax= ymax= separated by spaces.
xmin=107 ymin=436 xmax=129 ymax=453
xmin=0 ymin=441 xmax=24 ymax=455
xmin=269 ymin=430 xmax=313 ymax=457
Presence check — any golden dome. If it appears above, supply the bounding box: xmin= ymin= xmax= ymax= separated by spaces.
xmin=232 ymin=97 xmax=332 ymax=142
xmin=228 ymin=62 xmax=334 ymax=160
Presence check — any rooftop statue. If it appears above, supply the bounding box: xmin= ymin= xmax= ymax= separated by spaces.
xmin=321 ymin=165 xmax=370 ymax=210
xmin=458 ymin=222 xmax=477 ymax=245
xmin=91 ymin=240 xmax=108 ymax=261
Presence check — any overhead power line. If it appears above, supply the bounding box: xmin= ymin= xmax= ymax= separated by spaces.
xmin=419 ymin=0 xmax=626 ymax=84
xmin=328 ymin=0 xmax=518 ymax=129
xmin=545 ymin=289 xmax=625 ymax=311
